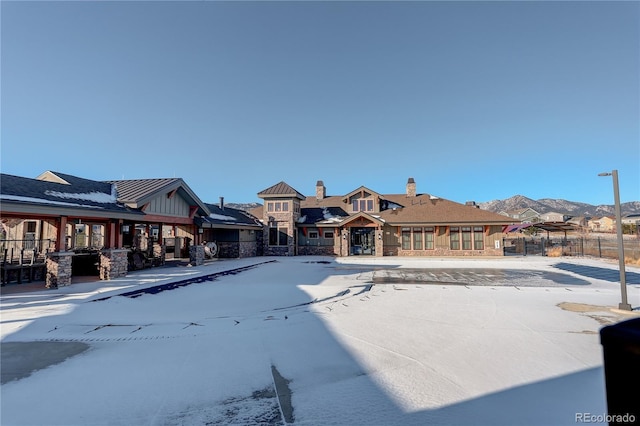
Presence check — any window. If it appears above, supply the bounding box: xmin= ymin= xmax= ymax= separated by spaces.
xmin=308 ymin=231 xmax=319 ymax=239
xmin=269 ymin=224 xmax=288 ymax=246
xmin=402 ymin=227 xmax=411 ymax=250
xmin=462 ymin=227 xmax=472 ymax=250
xmin=91 ymin=225 xmax=105 ymax=248
xmin=424 ymin=227 xmax=434 ymax=250
xmin=24 ymin=221 xmax=37 ymax=250
xmin=351 ymin=197 xmax=374 ymax=212
xmin=413 ymin=228 xmax=423 ymax=250
xmin=474 ymin=226 xmax=484 ymax=250
xmin=450 ymin=227 xmax=460 ymax=250
xmin=268 ymin=201 xmax=289 ymax=212
xmin=324 ymin=231 xmax=334 ymax=239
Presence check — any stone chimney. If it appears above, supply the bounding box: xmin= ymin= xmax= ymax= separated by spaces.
xmin=406 ymin=177 xmax=416 ymax=197
xmin=316 ymin=180 xmax=326 ymax=201
xmin=466 ymin=201 xmax=479 ymax=208
xmin=219 ymin=196 xmax=224 ymax=210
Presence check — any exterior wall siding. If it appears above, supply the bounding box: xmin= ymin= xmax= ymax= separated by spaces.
xmin=147 ymin=193 xmax=191 ymax=217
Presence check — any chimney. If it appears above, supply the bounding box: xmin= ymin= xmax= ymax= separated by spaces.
xmin=466 ymin=201 xmax=479 ymax=208
xmin=316 ymin=180 xmax=326 ymax=201
xmin=406 ymin=177 xmax=416 ymax=197
xmin=219 ymin=196 xmax=224 ymax=210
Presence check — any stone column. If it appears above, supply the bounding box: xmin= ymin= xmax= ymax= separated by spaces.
xmin=189 ymin=245 xmax=205 ymax=266
xmin=340 ymin=229 xmax=350 ymax=257
xmin=375 ymin=229 xmax=384 ymax=256
xmin=46 ymin=252 xmax=73 ymax=289
xmin=153 ymin=243 xmax=166 ymax=265
xmin=100 ymin=249 xmax=129 ymax=280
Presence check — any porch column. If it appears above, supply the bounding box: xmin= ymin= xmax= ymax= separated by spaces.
xmin=55 ymin=216 xmax=68 ymax=252
xmin=340 ymin=229 xmax=350 ymax=257
xmin=375 ymin=229 xmax=384 ymax=256
xmin=189 ymin=245 xmax=205 ymax=266
xmin=46 ymin=251 xmax=73 ymax=289
xmin=100 ymin=249 xmax=129 ymax=280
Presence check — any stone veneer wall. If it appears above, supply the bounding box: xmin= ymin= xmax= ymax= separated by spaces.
xmin=375 ymin=230 xmax=384 ymax=256
xmin=339 ymin=230 xmax=350 ymax=257
xmin=298 ymin=246 xmax=336 ymax=256
xmin=218 ymin=242 xmax=239 ymax=258
xmin=46 ymin=252 xmax=73 ymax=289
xmin=189 ymin=245 xmax=205 ymax=265
xmin=239 ymin=241 xmax=257 ymax=258
xmin=215 ymin=241 xmax=257 ymax=258
xmin=100 ymin=249 xmax=129 ymax=280
xmin=153 ymin=244 xmax=166 ymax=265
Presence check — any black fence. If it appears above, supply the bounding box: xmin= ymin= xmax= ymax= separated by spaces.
xmin=0 ymin=240 xmax=54 ymax=285
xmin=503 ymin=236 xmax=640 ymax=261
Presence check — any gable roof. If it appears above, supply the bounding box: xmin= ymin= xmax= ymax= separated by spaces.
xmin=1 ymin=172 xmax=143 ymax=220
xmin=376 ymin=194 xmax=512 ymax=225
xmin=297 ymin=190 xmax=511 ymax=227
xmin=105 ymin=178 xmax=210 ymax=216
xmin=341 ymin=186 xmax=383 ymax=202
xmin=257 ymin=181 xmax=306 ymax=200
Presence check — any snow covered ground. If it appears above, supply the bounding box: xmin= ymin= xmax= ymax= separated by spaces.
xmin=1 ymin=255 xmax=639 ymax=426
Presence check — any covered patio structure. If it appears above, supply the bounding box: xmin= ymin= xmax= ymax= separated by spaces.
xmin=1 ymin=172 xmax=144 ymax=288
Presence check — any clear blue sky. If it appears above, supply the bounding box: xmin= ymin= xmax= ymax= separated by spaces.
xmin=2 ymin=1 xmax=638 ymax=206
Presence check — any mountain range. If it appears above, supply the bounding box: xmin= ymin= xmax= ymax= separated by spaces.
xmin=478 ymin=195 xmax=640 ymax=218
xmin=224 ymin=197 xmax=640 ymax=218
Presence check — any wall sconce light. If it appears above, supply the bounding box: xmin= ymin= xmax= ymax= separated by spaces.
xmin=378 ymin=233 xmax=382 ymax=240
xmin=343 ymin=234 xmax=347 ymax=240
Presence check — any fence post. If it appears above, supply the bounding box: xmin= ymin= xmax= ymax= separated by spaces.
xmin=598 ymin=237 xmax=602 ymax=258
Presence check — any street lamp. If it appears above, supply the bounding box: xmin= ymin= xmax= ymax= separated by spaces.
xmin=598 ymin=170 xmax=632 ymax=311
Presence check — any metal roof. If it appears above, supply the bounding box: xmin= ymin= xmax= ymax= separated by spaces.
xmin=257 ymin=181 xmax=306 ymax=200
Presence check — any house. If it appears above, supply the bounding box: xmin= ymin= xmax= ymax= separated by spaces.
xmin=105 ymin=177 xmax=210 ymax=259
xmin=1 ymin=170 xmax=274 ymax=288
xmin=499 ymin=208 xmax=540 ymax=224
xmin=622 ymin=213 xmax=640 ymax=226
xmin=567 ymin=216 xmax=588 ymax=230
xmin=589 ymin=216 xmax=615 ymax=232
xmin=541 ymin=212 xmax=572 ymax=223
xmin=251 ymin=178 xmax=512 ymax=257
xmin=1 ymin=171 xmax=145 ymax=286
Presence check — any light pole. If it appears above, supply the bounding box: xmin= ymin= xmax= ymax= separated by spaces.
xmin=598 ymin=170 xmax=632 ymax=311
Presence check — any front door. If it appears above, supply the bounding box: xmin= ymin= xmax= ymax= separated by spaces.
xmin=350 ymin=227 xmax=374 ymax=255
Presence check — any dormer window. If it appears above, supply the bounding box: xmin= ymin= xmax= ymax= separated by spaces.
xmin=351 ymin=198 xmax=374 ymax=212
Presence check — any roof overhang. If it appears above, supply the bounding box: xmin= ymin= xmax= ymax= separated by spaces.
xmin=533 ymin=222 xmax=578 ymax=233
xmin=0 ymin=200 xmax=145 ymax=221
xmin=338 ymin=212 xmax=386 ymax=227
xmin=194 ymin=216 xmax=262 ymax=230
